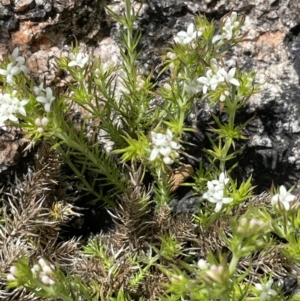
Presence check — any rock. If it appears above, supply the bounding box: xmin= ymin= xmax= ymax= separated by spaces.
xmin=0 ymin=0 xmax=300 ymax=192
xmin=13 ymin=0 xmax=35 ymax=12
xmin=0 ymin=0 xmax=11 ymax=5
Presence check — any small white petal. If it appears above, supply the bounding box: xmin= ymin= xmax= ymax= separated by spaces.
xmin=163 ymin=156 xmax=173 ymax=164
xmin=18 ymin=107 xmax=26 ymax=116
xmin=10 ymin=66 xmax=21 ymax=75
xmin=149 ymin=148 xmax=159 ymax=161
xmin=12 ymin=47 xmax=19 ymax=59
xmin=20 ymin=65 xmax=29 ymax=75
xmin=16 ymin=56 xmax=25 ymax=65
xmin=255 ymin=283 xmax=264 ymax=291
xmin=7 ymin=274 xmax=16 ymax=281
xmin=0 ymin=69 xmax=8 ymax=76
xmin=170 ymin=141 xmax=180 ymax=149
xmin=222 ymin=197 xmax=233 ymax=204
xmin=176 ymin=31 xmax=188 ymax=38
xmin=229 ymin=78 xmax=240 ymax=86
xmin=212 ymin=34 xmax=222 ymax=43
xmin=166 ymin=129 xmax=173 ymax=140
xmin=214 ymin=202 xmax=223 ymax=212
xmin=68 ymin=61 xmax=77 ymax=67
xmin=228 ymin=67 xmax=236 ymax=77
xmin=44 ymin=103 xmax=51 ymax=112
xmin=159 ymin=146 xmax=171 ymax=157
xmin=187 ymin=23 xmax=195 ymax=36
xmin=36 ymin=96 xmax=47 ymax=103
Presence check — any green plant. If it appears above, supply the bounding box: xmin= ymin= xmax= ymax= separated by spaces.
xmin=1 ymin=0 xmax=300 ymax=300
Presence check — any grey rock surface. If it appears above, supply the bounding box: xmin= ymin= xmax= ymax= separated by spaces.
xmin=0 ymin=0 xmax=300 ymax=192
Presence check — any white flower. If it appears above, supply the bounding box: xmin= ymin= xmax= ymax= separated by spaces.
xmin=197 ymin=59 xmax=224 ymax=94
xmin=10 ymin=97 xmax=28 ymax=116
xmin=184 ymin=78 xmax=203 ymax=96
xmin=204 ymin=187 xmax=233 ymax=212
xmin=33 ymin=83 xmax=46 ymax=96
xmin=0 ymin=63 xmax=22 ymax=85
xmin=255 ymin=279 xmax=277 ymax=301
xmin=197 ymin=69 xmax=222 ymax=94
xmin=0 ymin=93 xmax=29 ymax=125
xmin=211 ymin=172 xmax=230 ymax=189
xmin=271 ymin=185 xmax=296 ymax=211
xmin=218 ymin=67 xmax=240 ymax=86
xmin=149 ymin=129 xmax=181 ymax=164
xmin=0 ymin=48 xmax=29 ymax=85
xmin=11 ymin=47 xmax=25 ymax=65
xmin=197 ymin=59 xmax=239 ymax=95
xmin=68 ymin=52 xmax=89 ymax=68
xmin=36 ymin=87 xmax=55 ymax=112
xmin=222 ymin=12 xmax=240 ymax=40
xmin=10 ymin=47 xmax=29 ymax=75
xmin=174 ymin=23 xmax=202 ymax=44
xmin=202 ymin=172 xmax=233 ymax=212
xmin=212 ymin=13 xmax=240 ymax=44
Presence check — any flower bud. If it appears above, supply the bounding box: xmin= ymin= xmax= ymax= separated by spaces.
xmin=205 ymin=265 xmax=224 ymax=284
xmin=9 ymin=266 xmax=18 ymax=276
xmin=166 ymin=52 xmax=177 ymax=60
xmin=239 ymin=217 xmax=248 ymax=227
xmin=41 ymin=117 xmax=49 ymax=127
xmin=7 ymin=274 xmax=16 ymax=281
xmin=249 ymin=218 xmax=261 ymax=228
xmin=35 ymin=118 xmax=41 ymax=126
xmin=38 ymin=258 xmax=47 ymax=268
xmin=197 ymin=259 xmax=208 ymax=270
xmin=40 ymin=275 xmax=52 ymax=285
xmin=42 ymin=265 xmax=54 ymax=275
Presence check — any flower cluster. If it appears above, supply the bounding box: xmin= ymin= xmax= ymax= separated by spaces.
xmin=271 ymin=185 xmax=296 ymax=211
xmin=237 ymin=217 xmax=262 ymax=235
xmin=174 ymin=23 xmax=202 ymax=45
xmin=202 ymin=172 xmax=233 ymax=212
xmin=213 ymin=12 xmax=241 ymax=43
xmin=197 ymin=58 xmax=240 ymax=98
xmin=197 ymin=259 xmax=225 ymax=285
xmin=0 ymin=92 xmax=28 ymax=126
xmin=31 ymin=258 xmax=56 ymax=286
xmin=35 ymin=117 xmax=50 ymax=133
xmin=149 ymin=129 xmax=181 ymax=164
xmin=34 ymin=83 xmax=55 ymax=112
xmin=0 ymin=48 xmax=29 ymax=85
xmin=6 ymin=265 xmax=19 ymax=282
xmin=7 ymin=258 xmax=55 ymax=286
xmin=68 ymin=52 xmax=89 ymax=68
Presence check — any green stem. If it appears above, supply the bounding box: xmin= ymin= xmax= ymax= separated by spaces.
xmin=220 ymin=85 xmax=238 ymax=171
xmin=228 ymin=254 xmax=239 ymax=276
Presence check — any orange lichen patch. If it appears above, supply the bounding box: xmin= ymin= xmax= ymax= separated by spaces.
xmin=169 ymin=164 xmax=194 ymax=192
xmin=11 ymin=21 xmax=50 ymax=47
xmin=255 ymin=30 xmax=285 ymax=49
xmin=26 ymin=50 xmax=50 ymax=72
